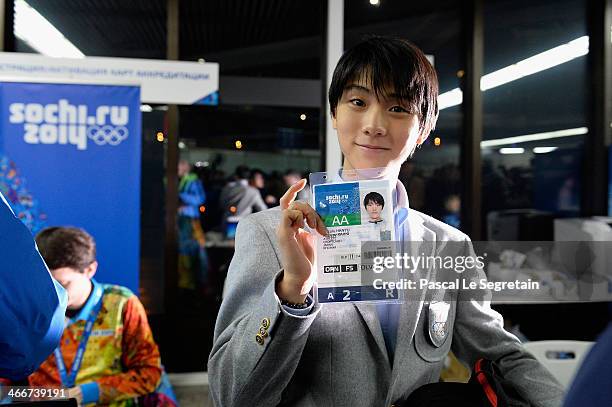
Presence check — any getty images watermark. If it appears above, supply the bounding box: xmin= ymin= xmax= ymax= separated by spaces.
xmin=351 ymin=241 xmax=612 ymax=303
xmin=370 ymin=252 xmax=540 ymax=292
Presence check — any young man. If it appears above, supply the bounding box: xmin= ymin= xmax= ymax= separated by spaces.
xmin=29 ymin=227 xmax=161 ymax=407
xmin=364 ymin=191 xmax=391 ymax=241
xmin=364 ymin=191 xmax=385 ymax=223
xmin=208 ymin=36 xmax=564 ymax=406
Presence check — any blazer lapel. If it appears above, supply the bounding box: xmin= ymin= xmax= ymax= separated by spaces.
xmin=354 ymin=302 xmax=391 ymax=367
xmin=386 ymin=211 xmax=437 ymax=404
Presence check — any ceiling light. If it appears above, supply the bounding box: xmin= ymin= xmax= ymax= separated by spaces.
xmin=140 ymin=104 xmax=153 ymax=113
xmin=438 ymin=36 xmax=589 ymax=110
xmin=481 ymin=127 xmax=587 ymax=148
xmin=499 ymin=147 xmax=524 ymax=154
xmin=178 ymin=141 xmax=186 ymax=149
xmin=533 ymin=146 xmax=559 ymax=154
xmin=156 ymin=132 xmax=164 ymax=142
xmin=482 ymin=37 xmax=589 ymax=91
xmin=14 ymin=0 xmax=85 ymax=58
xmin=369 ymin=0 xmax=380 ymax=5
xmin=235 ymin=140 xmax=243 ymax=149
xmin=438 ymin=89 xmax=463 ymax=110
xmin=300 ymin=114 xmax=307 ymax=121
xmin=434 ymin=137 xmax=441 ymax=146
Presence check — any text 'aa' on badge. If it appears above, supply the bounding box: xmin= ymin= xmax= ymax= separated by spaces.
xmin=428 ymin=301 xmax=450 ymax=347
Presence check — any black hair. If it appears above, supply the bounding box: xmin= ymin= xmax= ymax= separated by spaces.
xmin=235 ymin=165 xmax=251 ymax=180
xmin=364 ymin=192 xmax=385 ymax=208
xmin=328 ymin=35 xmax=439 ymax=137
xmin=284 ymin=169 xmax=302 ymax=177
xmin=250 ymin=168 xmax=265 ymax=178
xmin=36 ymin=227 xmax=96 ymax=272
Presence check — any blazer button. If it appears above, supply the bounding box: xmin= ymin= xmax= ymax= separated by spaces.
xmin=255 ymin=334 xmax=265 ymax=345
xmin=259 ymin=327 xmax=269 ymax=337
xmin=262 ymin=318 xmax=271 ymax=329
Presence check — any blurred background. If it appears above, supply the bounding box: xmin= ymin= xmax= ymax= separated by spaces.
xmin=1 ymin=0 xmax=610 ymax=401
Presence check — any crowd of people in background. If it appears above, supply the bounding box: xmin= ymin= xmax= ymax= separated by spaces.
xmin=188 ymin=163 xmax=313 ymax=233
xmin=188 ymin=160 xmax=462 ymax=233
xmin=181 ymin=156 xmax=576 ymax=242
xmin=187 ymin=161 xmax=456 ymax=232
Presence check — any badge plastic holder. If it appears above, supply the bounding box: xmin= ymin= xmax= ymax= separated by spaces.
xmin=309 ymin=168 xmax=405 ymax=304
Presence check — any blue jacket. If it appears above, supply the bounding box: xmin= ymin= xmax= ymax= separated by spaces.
xmin=564 ymin=323 xmax=612 ymax=406
xmin=0 ymin=192 xmax=67 ymax=380
xmin=179 ymin=173 xmax=206 ymax=219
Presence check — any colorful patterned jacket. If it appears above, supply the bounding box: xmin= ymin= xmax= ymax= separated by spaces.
xmin=179 ymin=172 xmax=206 ymax=219
xmin=29 ymin=279 xmax=161 ymax=406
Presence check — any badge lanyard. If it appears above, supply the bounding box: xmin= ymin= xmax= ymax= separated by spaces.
xmin=54 ymin=284 xmax=104 ymax=388
xmin=392 ymin=187 xmax=407 ymax=262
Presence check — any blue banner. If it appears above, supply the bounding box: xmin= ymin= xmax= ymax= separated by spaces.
xmin=0 ymin=82 xmax=141 ymax=292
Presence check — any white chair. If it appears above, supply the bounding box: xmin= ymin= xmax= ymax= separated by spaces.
xmin=522 ymin=340 xmax=594 ymax=389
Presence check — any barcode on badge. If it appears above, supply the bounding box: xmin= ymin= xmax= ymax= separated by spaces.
xmin=362 ymin=250 xmax=393 ymax=260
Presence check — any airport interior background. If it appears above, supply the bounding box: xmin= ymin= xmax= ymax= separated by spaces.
xmin=2 ymin=0 xmax=611 ymax=396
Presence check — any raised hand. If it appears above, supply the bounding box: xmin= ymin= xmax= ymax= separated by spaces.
xmin=276 ymin=179 xmax=328 ymax=303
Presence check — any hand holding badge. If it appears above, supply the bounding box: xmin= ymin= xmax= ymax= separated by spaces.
xmin=310 ymin=168 xmax=402 ymax=304
xmin=276 ymin=179 xmax=329 ymax=304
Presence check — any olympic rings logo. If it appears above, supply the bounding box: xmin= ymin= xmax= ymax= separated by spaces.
xmin=87 ymin=125 xmax=129 ymax=146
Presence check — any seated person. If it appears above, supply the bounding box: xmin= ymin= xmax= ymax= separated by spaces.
xmin=208 ymin=36 xmax=564 ymax=406
xmin=29 ymin=227 xmax=161 ymax=406
xmin=0 ymin=192 xmax=67 ymax=381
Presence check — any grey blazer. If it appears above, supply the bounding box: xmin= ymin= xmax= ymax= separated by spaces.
xmin=208 ymin=206 xmax=565 ymax=407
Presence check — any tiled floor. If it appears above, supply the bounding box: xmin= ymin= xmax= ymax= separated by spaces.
xmin=168 ymin=372 xmax=213 ymax=407
xmin=173 ymin=385 xmax=213 ymax=407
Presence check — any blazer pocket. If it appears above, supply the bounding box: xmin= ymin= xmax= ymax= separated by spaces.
xmin=414 ymin=302 xmax=454 ymax=362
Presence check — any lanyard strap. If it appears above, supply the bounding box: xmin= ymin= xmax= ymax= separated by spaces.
xmin=54 ymin=284 xmax=103 ymax=388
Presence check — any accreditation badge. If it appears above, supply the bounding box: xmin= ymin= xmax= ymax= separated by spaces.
xmin=428 ymin=301 xmax=450 ymax=347
xmin=313 ymin=178 xmax=397 ymax=303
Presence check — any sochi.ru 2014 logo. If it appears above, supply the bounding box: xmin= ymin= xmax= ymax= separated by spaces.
xmin=8 ymin=99 xmax=130 ymax=150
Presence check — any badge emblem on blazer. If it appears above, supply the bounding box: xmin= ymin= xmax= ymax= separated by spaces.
xmin=428 ymin=301 xmax=450 ymax=347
